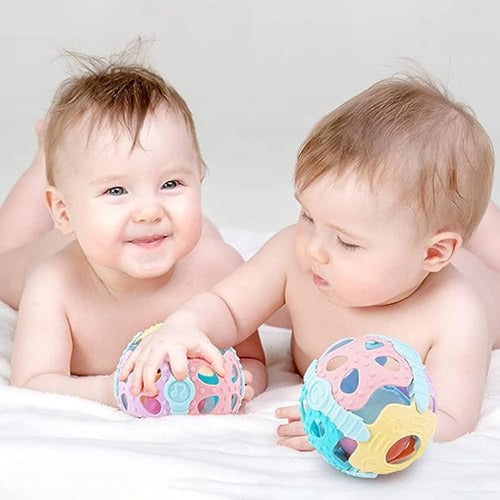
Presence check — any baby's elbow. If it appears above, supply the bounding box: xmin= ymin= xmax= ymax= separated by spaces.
xmin=10 ymin=372 xmax=29 ymax=388
xmin=434 ymin=409 xmax=477 ymax=442
xmin=434 ymin=425 xmax=470 ymax=443
xmin=10 ymin=368 xmax=43 ymax=389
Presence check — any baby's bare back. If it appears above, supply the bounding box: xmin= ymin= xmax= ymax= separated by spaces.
xmin=452 ymin=247 xmax=500 ymax=348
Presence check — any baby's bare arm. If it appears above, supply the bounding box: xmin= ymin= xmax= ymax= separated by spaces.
xmin=10 ymin=262 xmax=115 ymax=406
xmin=121 ymin=228 xmax=293 ymax=393
xmin=234 ymin=331 xmax=268 ymax=400
xmin=424 ymin=291 xmax=490 ymax=441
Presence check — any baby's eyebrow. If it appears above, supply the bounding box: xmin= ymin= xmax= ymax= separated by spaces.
xmin=163 ymin=165 xmax=197 ymax=178
xmin=327 ymin=223 xmax=363 ymax=242
xmin=294 ymin=191 xmax=364 ymax=242
xmin=89 ymin=175 xmax=125 ymax=187
xmin=89 ymin=166 xmax=197 ymax=187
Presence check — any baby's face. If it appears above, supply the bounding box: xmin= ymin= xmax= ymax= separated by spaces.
xmin=294 ymin=173 xmax=430 ymax=307
xmin=55 ymin=107 xmax=203 ymax=279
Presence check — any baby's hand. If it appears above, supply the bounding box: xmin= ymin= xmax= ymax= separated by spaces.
xmin=242 ymin=369 xmax=255 ymax=403
xmin=275 ymin=405 xmax=313 ymax=451
xmin=239 ymin=358 xmax=267 ymax=405
xmin=119 ymin=321 xmax=225 ymax=397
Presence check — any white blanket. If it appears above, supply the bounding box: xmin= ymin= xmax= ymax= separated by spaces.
xmin=0 ymin=229 xmax=499 ymax=499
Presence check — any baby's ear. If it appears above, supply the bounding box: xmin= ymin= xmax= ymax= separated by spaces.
xmin=422 ymin=231 xmax=462 ymax=272
xmin=45 ymin=186 xmax=74 ymax=235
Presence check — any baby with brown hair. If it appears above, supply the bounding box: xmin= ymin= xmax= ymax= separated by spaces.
xmin=120 ymin=74 xmax=500 ymax=444
xmin=0 ymin=51 xmax=267 ymax=405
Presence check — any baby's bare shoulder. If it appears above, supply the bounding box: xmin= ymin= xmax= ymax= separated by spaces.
xmin=417 ymin=266 xmax=488 ymax=337
xmin=174 ymin=218 xmax=241 ymax=286
xmin=187 ymin=224 xmax=297 ymax=285
xmin=253 ymin=225 xmax=297 ymax=262
xmin=427 ymin=266 xmax=484 ymax=310
xmin=25 ymin=242 xmax=88 ymax=294
xmin=198 ymin=236 xmax=242 ymax=268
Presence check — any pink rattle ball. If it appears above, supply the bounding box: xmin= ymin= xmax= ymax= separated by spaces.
xmin=114 ymin=324 xmax=245 ymax=417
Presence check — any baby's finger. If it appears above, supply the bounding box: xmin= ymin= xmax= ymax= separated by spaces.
xmin=275 ymin=405 xmax=301 ymax=421
xmin=119 ymin=338 xmax=152 ymax=380
xmin=243 ymin=369 xmax=253 ymax=385
xmin=276 ymin=420 xmax=305 ymax=438
xmin=119 ymin=361 xmax=133 ymax=381
xmin=167 ymin=345 xmax=189 ymax=380
xmin=129 ymin=350 xmax=150 ymax=395
xmin=199 ymin=341 xmax=226 ymax=377
xmin=142 ymin=358 xmax=163 ymax=397
xmin=141 ymin=344 xmax=174 ymax=395
xmin=243 ymin=384 xmax=255 ymax=402
xmin=277 ymin=435 xmax=313 ymax=452
xmin=119 ymin=349 xmax=141 ymax=381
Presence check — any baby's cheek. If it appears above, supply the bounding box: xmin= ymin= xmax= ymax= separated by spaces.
xmin=337 ymin=268 xmax=378 ymax=303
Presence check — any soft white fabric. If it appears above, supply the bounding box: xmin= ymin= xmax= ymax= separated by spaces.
xmin=0 ymin=229 xmax=499 ymax=499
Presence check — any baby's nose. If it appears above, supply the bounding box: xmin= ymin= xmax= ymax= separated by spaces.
xmin=132 ymin=199 xmax=164 ymax=223
xmin=306 ymin=234 xmax=329 ymax=264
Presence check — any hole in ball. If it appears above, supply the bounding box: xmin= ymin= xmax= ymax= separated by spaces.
xmin=231 ymin=364 xmax=238 ymax=383
xmin=365 ymin=340 xmax=385 ymax=350
xmin=310 ymin=419 xmax=325 ymax=438
xmin=197 ymin=366 xmax=219 ymax=385
xmin=375 ymin=356 xmax=400 ymax=371
xmin=340 ymin=368 xmax=359 ymax=394
xmin=198 ymin=395 xmax=219 ymax=414
xmin=231 ymin=393 xmax=239 ymax=411
xmin=326 ymin=355 xmax=348 ymax=371
xmin=140 ymin=396 xmax=161 ymax=415
xmin=386 ymin=435 xmax=420 ymax=464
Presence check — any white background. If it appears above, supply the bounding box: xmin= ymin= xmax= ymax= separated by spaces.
xmin=1 ymin=0 xmax=499 ymax=233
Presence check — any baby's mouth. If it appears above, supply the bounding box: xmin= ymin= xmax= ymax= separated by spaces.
xmin=312 ymin=273 xmax=328 ymax=287
xmin=129 ymin=235 xmax=167 ymax=247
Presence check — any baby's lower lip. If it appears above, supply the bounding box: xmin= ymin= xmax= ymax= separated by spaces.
xmin=312 ymin=273 xmax=328 ymax=286
xmin=129 ymin=236 xmax=166 ymax=248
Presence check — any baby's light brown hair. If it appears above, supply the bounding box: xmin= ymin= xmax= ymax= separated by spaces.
xmin=44 ymin=50 xmax=204 ymax=186
xmin=295 ymin=75 xmax=494 ymax=241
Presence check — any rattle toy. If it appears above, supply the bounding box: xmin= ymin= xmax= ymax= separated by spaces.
xmin=114 ymin=323 xmax=245 ymax=417
xmin=300 ymin=334 xmax=437 ymax=478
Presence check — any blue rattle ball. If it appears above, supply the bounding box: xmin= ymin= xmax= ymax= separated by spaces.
xmin=300 ymin=334 xmax=437 ymax=478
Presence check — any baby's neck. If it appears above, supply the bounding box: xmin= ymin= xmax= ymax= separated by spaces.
xmin=87 ymin=260 xmax=174 ymax=299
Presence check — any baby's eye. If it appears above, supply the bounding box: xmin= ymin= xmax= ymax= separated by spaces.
xmin=161 ymin=180 xmax=180 ymax=190
xmin=105 ymin=186 xmax=127 ymax=196
xmin=336 ymin=236 xmax=359 ymax=251
xmin=300 ymin=210 xmax=313 ymax=223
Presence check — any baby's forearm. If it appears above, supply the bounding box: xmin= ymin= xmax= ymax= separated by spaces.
xmin=170 ymin=291 xmax=242 ymax=347
xmin=14 ymin=372 xmax=116 ymax=407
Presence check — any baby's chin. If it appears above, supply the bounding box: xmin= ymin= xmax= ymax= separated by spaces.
xmin=125 ymin=264 xmax=174 ymax=280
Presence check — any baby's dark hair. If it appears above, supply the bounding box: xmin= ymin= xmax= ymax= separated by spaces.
xmin=45 ymin=45 xmax=204 ymax=185
xmin=295 ymin=75 xmax=494 ymax=240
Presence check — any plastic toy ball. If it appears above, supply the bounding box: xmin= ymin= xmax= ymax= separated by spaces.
xmin=114 ymin=323 xmax=245 ymax=417
xmin=300 ymin=334 xmax=437 ymax=478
